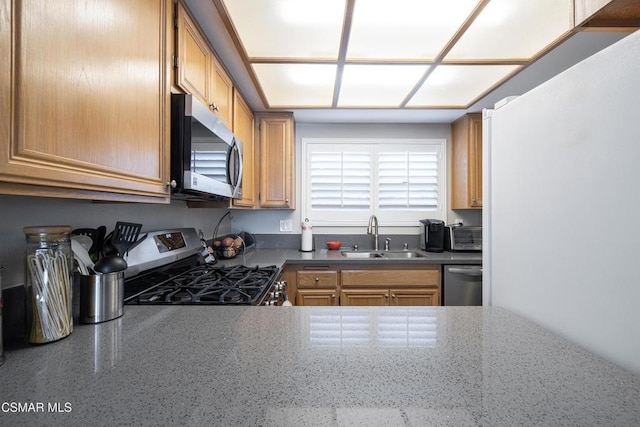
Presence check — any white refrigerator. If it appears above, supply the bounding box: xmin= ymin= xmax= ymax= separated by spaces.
xmin=483 ymin=30 xmax=640 ymax=374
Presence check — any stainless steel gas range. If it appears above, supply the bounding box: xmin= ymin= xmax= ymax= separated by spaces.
xmin=123 ymin=228 xmax=286 ymax=306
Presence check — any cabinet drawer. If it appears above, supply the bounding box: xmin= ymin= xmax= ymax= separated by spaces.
xmin=297 ymin=271 xmax=338 ymax=288
xmin=341 ymin=268 xmax=440 ymax=287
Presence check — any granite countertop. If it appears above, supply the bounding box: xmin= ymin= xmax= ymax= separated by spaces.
xmin=1 ymin=306 xmax=639 ymax=426
xmin=218 ymin=248 xmax=482 ymax=269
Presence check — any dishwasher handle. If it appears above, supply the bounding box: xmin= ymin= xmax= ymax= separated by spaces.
xmin=447 ymin=267 xmax=483 ymax=276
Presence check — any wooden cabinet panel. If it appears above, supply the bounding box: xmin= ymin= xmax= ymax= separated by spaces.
xmin=288 ymin=264 xmax=441 ymax=307
xmin=340 ymin=289 xmax=389 ymax=306
xmin=258 ymin=113 xmax=295 ymax=209
xmin=0 ymin=0 xmax=170 ymax=202
xmin=210 ymin=55 xmax=233 ymax=129
xmin=341 ymin=268 xmax=440 ymax=287
xmin=297 ymin=289 xmax=338 ymax=306
xmin=231 ymin=90 xmax=255 ymax=208
xmin=298 ymin=271 xmax=338 ymax=288
xmin=175 ymin=1 xmax=233 ymax=128
xmin=391 ymin=288 xmax=440 ymax=306
xmin=176 ymin=1 xmax=209 ymax=105
xmin=451 ymin=113 xmax=482 ymax=209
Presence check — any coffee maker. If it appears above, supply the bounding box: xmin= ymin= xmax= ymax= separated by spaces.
xmin=419 ymin=219 xmax=445 ymax=252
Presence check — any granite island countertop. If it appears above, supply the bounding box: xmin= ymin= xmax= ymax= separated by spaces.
xmin=1 ymin=306 xmax=638 ymax=426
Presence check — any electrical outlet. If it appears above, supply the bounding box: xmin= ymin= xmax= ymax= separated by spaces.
xmin=279 ymin=219 xmax=293 ymax=232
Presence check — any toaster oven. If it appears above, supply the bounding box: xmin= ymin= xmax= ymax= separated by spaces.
xmin=444 ymin=226 xmax=482 ymax=252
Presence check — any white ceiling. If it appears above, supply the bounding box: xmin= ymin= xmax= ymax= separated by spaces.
xmin=184 ymin=0 xmax=631 ymax=123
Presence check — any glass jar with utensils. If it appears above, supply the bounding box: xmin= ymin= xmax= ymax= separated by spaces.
xmin=24 ymin=226 xmax=74 ymax=344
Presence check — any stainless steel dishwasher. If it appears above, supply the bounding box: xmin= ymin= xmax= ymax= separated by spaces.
xmin=443 ymin=265 xmax=482 ymax=306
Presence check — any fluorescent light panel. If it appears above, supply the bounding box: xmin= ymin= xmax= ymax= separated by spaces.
xmin=408 ymin=64 xmax=520 ymax=106
xmin=445 ymin=0 xmax=574 ymax=60
xmin=347 ymin=0 xmax=481 ymax=60
xmin=222 ymin=0 xmax=346 ymax=59
xmin=221 ymin=0 xmax=578 ymax=108
xmin=339 ymin=64 xmax=428 ymax=107
xmin=252 ymin=63 xmax=336 ymax=107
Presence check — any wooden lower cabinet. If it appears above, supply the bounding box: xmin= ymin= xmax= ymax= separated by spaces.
xmin=340 ymin=288 xmax=439 ymax=306
xmin=297 ymin=289 xmax=338 ymax=306
xmin=288 ymin=264 xmax=441 ymax=306
xmin=390 ymin=288 xmax=440 ymax=306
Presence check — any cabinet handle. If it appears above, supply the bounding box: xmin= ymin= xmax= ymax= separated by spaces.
xmin=385 ymin=294 xmax=389 ymax=298
xmin=209 ymin=102 xmax=219 ymax=111
xmin=391 ymin=294 xmax=396 ymax=298
xmin=331 ymin=294 xmax=335 ymax=298
xmin=315 ymin=277 xmax=319 ymax=282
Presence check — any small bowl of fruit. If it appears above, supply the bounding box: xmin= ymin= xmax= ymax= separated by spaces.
xmin=212 ymin=234 xmax=245 ymax=259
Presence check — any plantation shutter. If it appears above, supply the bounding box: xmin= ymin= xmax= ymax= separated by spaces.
xmin=310 ymin=151 xmax=371 ymax=209
xmin=378 ymin=151 xmax=439 ymax=210
xmin=303 ymin=138 xmax=446 ymax=226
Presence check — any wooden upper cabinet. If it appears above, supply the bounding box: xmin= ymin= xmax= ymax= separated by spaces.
xmin=176 ymin=1 xmax=210 ymax=104
xmin=0 ymin=0 xmax=171 ymax=202
xmin=451 ymin=113 xmax=483 ymax=209
xmin=210 ymin=55 xmax=234 ymax=129
xmin=257 ymin=113 xmax=295 ymax=209
xmin=231 ymin=90 xmax=256 ymax=208
xmin=175 ymin=1 xmax=233 ymax=128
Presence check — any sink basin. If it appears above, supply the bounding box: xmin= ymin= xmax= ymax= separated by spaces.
xmin=379 ymin=251 xmax=424 ymax=258
xmin=340 ymin=251 xmax=383 ymax=258
xmin=340 ymin=251 xmax=424 ymax=259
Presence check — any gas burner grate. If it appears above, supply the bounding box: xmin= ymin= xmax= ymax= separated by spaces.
xmin=125 ymin=263 xmax=280 ymax=305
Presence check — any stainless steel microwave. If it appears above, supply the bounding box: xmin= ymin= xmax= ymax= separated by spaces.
xmin=170 ymin=94 xmax=242 ymax=200
xmin=444 ymin=226 xmax=482 ymax=252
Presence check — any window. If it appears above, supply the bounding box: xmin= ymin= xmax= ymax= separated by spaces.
xmin=302 ymin=138 xmax=446 ymax=226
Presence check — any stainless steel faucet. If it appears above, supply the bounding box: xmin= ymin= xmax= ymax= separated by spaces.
xmin=367 ymin=215 xmax=379 ymax=250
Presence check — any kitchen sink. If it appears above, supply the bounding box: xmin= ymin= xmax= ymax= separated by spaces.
xmin=379 ymin=251 xmax=424 ymax=258
xmin=340 ymin=251 xmax=424 ymax=259
xmin=340 ymin=251 xmax=383 ymax=258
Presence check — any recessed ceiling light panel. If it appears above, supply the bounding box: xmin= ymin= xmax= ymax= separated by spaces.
xmin=222 ymin=0 xmax=347 ymax=59
xmin=338 ymin=64 xmax=428 ymax=107
xmin=445 ymin=0 xmax=573 ymax=60
xmin=348 ymin=0 xmax=481 ymax=60
xmin=407 ymin=64 xmax=520 ymax=107
xmin=252 ymin=63 xmax=337 ymax=107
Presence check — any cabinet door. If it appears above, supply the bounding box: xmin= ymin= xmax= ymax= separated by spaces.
xmin=231 ymin=90 xmax=256 ymax=208
xmin=258 ymin=113 xmax=295 ymax=209
xmin=340 ymin=289 xmax=389 ymax=306
xmin=210 ymin=55 xmax=234 ymax=129
xmin=0 ymin=0 xmax=170 ymax=202
xmin=176 ymin=1 xmax=210 ymax=106
xmin=468 ymin=115 xmax=483 ymax=207
xmin=451 ymin=113 xmax=482 ymax=209
xmin=390 ymin=289 xmax=440 ymax=306
xmin=297 ymin=289 xmax=338 ymax=306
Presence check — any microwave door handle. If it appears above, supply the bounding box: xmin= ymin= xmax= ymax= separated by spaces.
xmin=227 ymin=139 xmax=242 ymax=193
